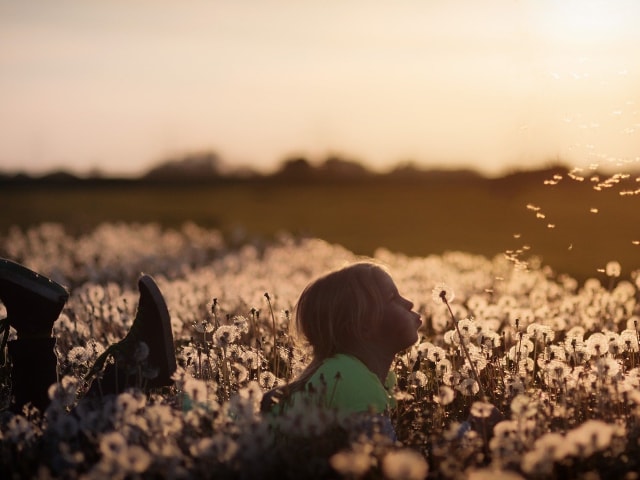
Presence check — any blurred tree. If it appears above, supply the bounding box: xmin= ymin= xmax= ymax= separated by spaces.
xmin=144 ymin=152 xmax=221 ymax=181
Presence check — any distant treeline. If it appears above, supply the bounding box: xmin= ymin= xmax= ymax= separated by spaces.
xmin=1 ymin=151 xmax=637 ymax=188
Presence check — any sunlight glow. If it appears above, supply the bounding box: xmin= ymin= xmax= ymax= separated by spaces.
xmin=0 ymin=0 xmax=639 ymax=175
xmin=540 ymin=0 xmax=630 ymax=44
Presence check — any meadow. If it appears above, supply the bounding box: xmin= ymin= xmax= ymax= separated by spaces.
xmin=0 ymin=219 xmax=639 ymax=479
xmin=0 ymin=169 xmax=639 ymax=478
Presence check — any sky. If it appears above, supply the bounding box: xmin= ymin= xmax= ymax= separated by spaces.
xmin=1 ymin=0 xmax=639 ymax=177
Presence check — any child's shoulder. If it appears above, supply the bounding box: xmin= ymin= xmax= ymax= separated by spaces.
xmin=307 ymin=354 xmax=392 ymax=414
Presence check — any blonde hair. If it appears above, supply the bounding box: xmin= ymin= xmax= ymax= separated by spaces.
xmin=286 ymin=261 xmax=388 ymax=393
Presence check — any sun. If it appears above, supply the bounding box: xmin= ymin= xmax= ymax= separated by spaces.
xmin=538 ymin=0 xmax=632 ymax=45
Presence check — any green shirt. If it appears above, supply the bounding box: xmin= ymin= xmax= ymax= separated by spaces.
xmin=302 ymin=354 xmax=396 ymax=414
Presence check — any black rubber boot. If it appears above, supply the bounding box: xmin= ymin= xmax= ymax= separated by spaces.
xmin=0 ymin=258 xmax=68 ymax=413
xmin=7 ymin=337 xmax=58 ymax=413
xmin=0 ymin=258 xmax=68 ymax=338
xmin=86 ymin=274 xmax=176 ymax=396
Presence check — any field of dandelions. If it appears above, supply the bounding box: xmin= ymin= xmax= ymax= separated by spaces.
xmin=1 ymin=222 xmax=639 ymax=479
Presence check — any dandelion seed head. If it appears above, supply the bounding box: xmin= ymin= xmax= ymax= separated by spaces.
xmin=117 ymin=445 xmax=152 ymax=473
xmin=432 ymin=282 xmax=455 ymax=304
xmin=470 ymin=401 xmax=497 ymax=419
xmin=566 ymin=420 xmax=615 ymax=457
xmin=213 ymin=325 xmax=241 ymax=348
xmin=457 ymin=377 xmax=480 ymax=396
xmin=67 ymin=346 xmax=89 ymax=364
xmin=620 ymin=329 xmax=639 ymax=352
xmin=184 ymin=378 xmax=208 ymax=404
xmin=48 ymin=375 xmax=78 ymax=408
xmin=511 ymin=394 xmax=538 ymax=418
xmin=330 ymin=449 xmax=372 ymax=477
xmin=435 ymin=358 xmax=453 ymax=376
xmin=99 ymin=431 xmax=127 ymax=458
xmin=115 ymin=391 xmax=145 ymax=417
xmin=193 ymin=320 xmax=214 ymax=333
xmin=468 ymin=468 xmax=525 ymax=480
xmin=381 ymin=449 xmax=429 ymax=480
xmin=595 ymin=356 xmax=620 ymax=378
xmin=433 ymin=385 xmax=455 ymax=405
xmin=426 ymin=345 xmax=447 ymax=363
xmin=504 ymin=377 xmax=525 ymax=396
xmin=232 ymin=315 xmax=250 ymax=334
xmin=586 ymin=332 xmax=609 ymax=357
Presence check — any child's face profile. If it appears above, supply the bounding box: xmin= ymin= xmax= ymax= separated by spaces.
xmin=370 ymin=270 xmax=422 ymax=355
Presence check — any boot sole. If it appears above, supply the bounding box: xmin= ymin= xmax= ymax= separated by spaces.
xmin=138 ymin=274 xmax=177 ymax=385
xmin=0 ymin=258 xmax=69 ymax=305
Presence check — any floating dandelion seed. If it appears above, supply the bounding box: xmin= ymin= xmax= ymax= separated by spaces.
xmin=633 ymin=240 xmax=640 ymax=246
xmin=536 ymin=212 xmax=546 ymax=219
xmin=605 ymin=261 xmax=621 ymax=277
xmin=513 ymin=233 xmax=521 ymax=239
xmin=590 ymin=207 xmax=599 ymax=213
xmin=547 ymin=224 xmax=555 ymax=229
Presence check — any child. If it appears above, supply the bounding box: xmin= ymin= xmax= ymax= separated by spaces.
xmin=261 ymin=262 xmax=422 ymax=437
xmin=0 ymin=257 xmax=176 ymax=413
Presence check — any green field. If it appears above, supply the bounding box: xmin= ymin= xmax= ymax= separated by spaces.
xmin=1 ymin=176 xmax=638 ymax=282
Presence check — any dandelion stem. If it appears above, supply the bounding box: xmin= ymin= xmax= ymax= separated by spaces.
xmin=265 ymin=292 xmax=279 ymax=379
xmin=440 ymin=291 xmax=488 ymax=400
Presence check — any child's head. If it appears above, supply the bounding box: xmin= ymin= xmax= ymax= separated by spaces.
xmin=294 ymin=261 xmax=419 ymax=361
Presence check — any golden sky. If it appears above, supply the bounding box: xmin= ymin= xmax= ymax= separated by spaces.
xmin=1 ymin=0 xmax=639 ymax=176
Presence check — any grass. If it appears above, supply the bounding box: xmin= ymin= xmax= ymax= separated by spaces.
xmin=1 ymin=176 xmax=638 ymax=282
